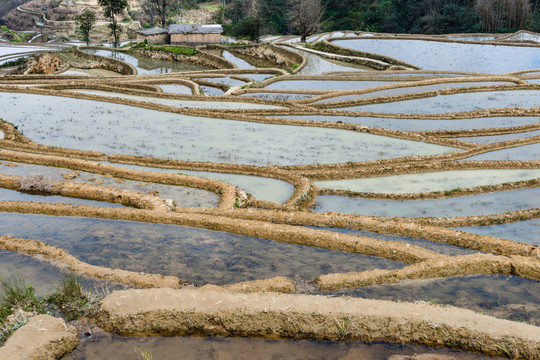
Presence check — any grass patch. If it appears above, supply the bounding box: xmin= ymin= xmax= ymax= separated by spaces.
xmin=149 ymin=45 xmax=198 ymax=56
xmin=46 ymin=274 xmax=98 ymax=321
xmin=0 ymin=269 xmax=45 ymax=345
xmin=0 ymin=57 xmax=26 ymax=69
xmin=204 ymin=4 xmax=221 ymax=11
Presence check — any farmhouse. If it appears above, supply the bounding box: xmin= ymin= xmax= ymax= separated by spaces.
xmin=135 ymin=27 xmax=169 ymax=44
xmin=169 ymin=24 xmax=223 ymax=46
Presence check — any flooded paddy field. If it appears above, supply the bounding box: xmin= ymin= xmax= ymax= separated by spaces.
xmin=65 ymin=334 xmax=501 ymax=360
xmin=318 ymin=274 xmax=539 ymax=325
xmin=315 ymin=169 xmax=540 ymax=194
xmin=306 ymin=226 xmax=477 ymax=256
xmin=0 ymin=92 xmax=458 ymax=166
xmin=315 ymin=187 xmax=540 ymax=218
xmin=1 ymin=32 xmax=539 ymax=359
xmin=82 ymin=49 xmax=210 ymax=74
xmin=464 ymin=142 xmax=540 ymax=160
xmin=338 ymin=89 xmax=540 ymax=114
xmin=0 ymin=161 xmax=219 ymax=207
xmin=273 ymin=114 xmax=540 ymax=131
xmin=112 ymin=163 xmax=294 ymax=203
xmin=331 ymin=38 xmax=540 ymax=73
xmin=0 ymin=213 xmax=405 ymax=286
xmin=456 ymin=219 xmax=540 ymax=246
xmin=312 ymin=81 xmax=515 ymax=103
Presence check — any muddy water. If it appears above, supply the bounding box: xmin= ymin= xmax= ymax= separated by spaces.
xmin=82 ymin=49 xmax=210 ymax=74
xmin=307 ymin=227 xmax=477 ymax=256
xmin=456 ymin=219 xmax=540 ymax=246
xmin=0 ymin=161 xmax=219 ymax=208
xmin=110 ymin=163 xmax=294 ymax=204
xmin=456 ymin=130 xmax=540 ymax=144
xmin=314 ymin=187 xmax=540 ymax=218
xmin=339 ymin=90 xmax=540 ymax=114
xmin=0 ymin=187 xmax=124 ymax=207
xmin=64 ymin=333 xmax=500 ymax=360
xmin=221 ymin=50 xmax=256 ymax=69
xmin=157 ymin=84 xmax=193 ymax=95
xmin=315 ymin=169 xmax=540 ymax=194
xmin=71 ymin=89 xmax=281 ymax=110
xmin=313 ymin=275 xmax=539 ymax=326
xmin=273 ymin=114 xmax=540 ymax=132
xmin=314 ymin=82 xmax=512 ymax=103
xmin=0 ymin=250 xmax=126 ymax=298
xmin=464 ymin=142 xmax=540 ymax=161
xmin=332 ymin=38 xmax=540 ymax=73
xmin=0 ymin=213 xmax=405 ymax=285
xmin=0 ymin=92 xmax=458 ymax=166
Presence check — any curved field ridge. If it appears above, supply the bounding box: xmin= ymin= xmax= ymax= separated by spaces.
xmin=331 ymin=38 xmax=540 ymax=73
xmin=95 ymin=287 xmax=540 ymax=359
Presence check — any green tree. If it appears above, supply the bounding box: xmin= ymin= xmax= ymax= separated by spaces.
xmin=98 ymin=0 xmax=128 ymax=47
xmin=75 ymin=9 xmax=97 ymax=45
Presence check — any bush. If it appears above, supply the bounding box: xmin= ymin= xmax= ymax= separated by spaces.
xmin=0 ymin=26 xmax=8 ymax=32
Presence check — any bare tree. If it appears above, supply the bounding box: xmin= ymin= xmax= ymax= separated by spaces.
xmin=287 ymin=0 xmax=325 ymax=42
xmin=142 ymin=0 xmax=181 ymax=27
xmin=475 ymin=0 xmax=531 ymax=32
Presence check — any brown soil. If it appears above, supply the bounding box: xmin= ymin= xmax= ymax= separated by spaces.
xmin=95 ymin=287 xmax=540 ymax=359
xmin=0 ymin=314 xmax=79 ymax=360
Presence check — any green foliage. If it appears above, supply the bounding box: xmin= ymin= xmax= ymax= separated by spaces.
xmin=0 ymin=270 xmax=43 ymax=315
xmin=149 ymin=45 xmax=198 ymax=56
xmin=0 ymin=25 xmax=8 ymax=32
xmin=228 ymin=16 xmax=263 ymax=42
xmin=45 ymin=275 xmax=94 ymax=321
xmin=76 ymin=9 xmax=97 ymax=45
xmin=98 ymin=0 xmax=128 ymax=47
xmin=0 ymin=57 xmax=26 ymax=68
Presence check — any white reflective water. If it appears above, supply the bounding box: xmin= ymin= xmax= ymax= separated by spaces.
xmin=456 ymin=219 xmax=540 ymax=246
xmin=315 ymin=169 xmax=540 ymax=194
xmin=333 ymin=39 xmax=540 ymax=73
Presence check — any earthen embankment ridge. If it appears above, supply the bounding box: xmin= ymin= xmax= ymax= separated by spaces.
xmin=0 ymin=32 xmax=539 ymax=358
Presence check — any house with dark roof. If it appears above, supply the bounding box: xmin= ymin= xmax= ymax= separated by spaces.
xmin=169 ymin=24 xmax=223 ymax=46
xmin=135 ymin=27 xmax=169 ymax=44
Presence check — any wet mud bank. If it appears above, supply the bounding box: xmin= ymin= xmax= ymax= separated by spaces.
xmin=94 ymin=287 xmax=539 ymax=358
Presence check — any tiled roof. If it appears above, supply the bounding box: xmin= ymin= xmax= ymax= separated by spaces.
xmin=136 ymin=27 xmax=168 ymax=35
xmin=168 ymin=24 xmax=223 ymax=34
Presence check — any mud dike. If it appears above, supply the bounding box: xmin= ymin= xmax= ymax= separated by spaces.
xmin=0 ymin=33 xmax=538 ymax=359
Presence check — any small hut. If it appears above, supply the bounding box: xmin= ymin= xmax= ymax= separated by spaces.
xmin=168 ymin=24 xmax=223 ymax=46
xmin=135 ymin=27 xmax=169 ymax=44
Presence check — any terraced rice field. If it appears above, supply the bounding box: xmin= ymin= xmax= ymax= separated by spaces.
xmin=0 ymin=32 xmax=538 ymax=359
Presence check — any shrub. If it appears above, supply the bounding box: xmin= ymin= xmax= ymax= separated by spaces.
xmin=46 ymin=275 xmax=96 ymax=321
